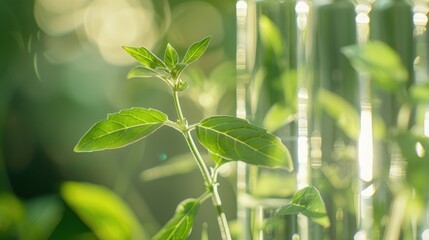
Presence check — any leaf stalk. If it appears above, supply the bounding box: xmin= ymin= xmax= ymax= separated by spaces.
xmin=172 ymin=89 xmax=232 ymax=240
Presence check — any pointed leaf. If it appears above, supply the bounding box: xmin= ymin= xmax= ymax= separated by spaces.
xmin=276 ymin=186 xmax=330 ymax=228
xmin=74 ymin=108 xmax=167 ymax=152
xmin=153 ymin=199 xmax=200 ymax=240
xmin=196 ymin=116 xmax=293 ymax=169
xmin=183 ymin=37 xmax=211 ymax=64
xmin=122 ymin=46 xmax=166 ymax=69
xmin=171 ymin=63 xmax=188 ymax=79
xmin=164 ymin=43 xmax=179 ymax=69
xmin=61 ymin=182 xmax=145 ymax=240
xmin=127 ymin=66 xmax=159 ymax=79
xmin=342 ymin=41 xmax=408 ymax=91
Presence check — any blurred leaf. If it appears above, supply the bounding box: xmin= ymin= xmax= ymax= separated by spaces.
xmin=74 ymin=108 xmax=167 ymax=152
xmin=276 ymin=186 xmax=330 ymax=228
xmin=342 ymin=41 xmax=408 ymax=91
xmin=21 ymin=195 xmax=64 ymax=240
xmin=61 ymin=182 xmax=145 ymax=240
xmin=140 ymin=153 xmax=197 ymax=182
xmin=263 ymin=104 xmax=296 ymax=132
xmin=127 ymin=66 xmax=159 ymax=79
xmin=122 ymin=46 xmax=166 ymax=69
xmin=318 ymin=89 xmax=360 ymax=140
xmin=164 ymin=43 xmax=179 ymax=69
xmin=395 ymin=132 xmax=429 ymax=201
xmin=259 ymin=15 xmax=284 ymax=58
xmin=281 ymin=70 xmax=298 ymax=109
xmin=183 ymin=37 xmax=211 ymax=64
xmin=196 ymin=116 xmax=293 ymax=169
xmin=410 ymin=83 xmax=429 ymax=103
xmin=153 ymin=199 xmax=200 ymax=240
xmin=0 ymin=193 xmax=25 ymax=233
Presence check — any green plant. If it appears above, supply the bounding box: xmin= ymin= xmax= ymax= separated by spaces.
xmin=74 ymin=37 xmax=328 ymax=239
xmin=343 ymin=41 xmax=429 ymax=240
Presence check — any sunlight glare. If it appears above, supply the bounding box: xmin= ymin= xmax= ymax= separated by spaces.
xmin=358 ymin=108 xmax=373 ymax=182
xmin=34 ymin=0 xmax=90 ymax=36
xmin=84 ymin=0 xmax=158 ymax=65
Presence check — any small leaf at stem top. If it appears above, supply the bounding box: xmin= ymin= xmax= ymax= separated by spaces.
xmin=196 ymin=116 xmax=293 ymax=169
xmin=183 ymin=37 xmax=211 ymax=64
xmin=74 ymin=108 xmax=167 ymax=152
xmin=122 ymin=46 xmax=166 ymax=69
xmin=164 ymin=43 xmax=179 ymax=69
xmin=153 ymin=198 xmax=200 ymax=240
xmin=276 ymin=186 xmax=330 ymax=228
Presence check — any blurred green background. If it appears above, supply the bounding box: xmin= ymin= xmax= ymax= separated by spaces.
xmin=0 ymin=0 xmax=238 ymax=239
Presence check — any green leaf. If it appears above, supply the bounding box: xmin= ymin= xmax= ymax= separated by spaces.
xmin=410 ymin=83 xmax=429 ymax=103
xmin=0 ymin=193 xmax=25 ymax=231
xmin=318 ymin=89 xmax=360 ymax=140
xmin=259 ymin=15 xmax=284 ymax=57
xmin=209 ymin=152 xmax=228 ymax=167
xmin=342 ymin=41 xmax=408 ymax=91
xmin=153 ymin=199 xmax=200 ymax=240
xmin=61 ymin=182 xmax=145 ymax=240
xmin=122 ymin=46 xmax=166 ymax=69
xmin=276 ymin=186 xmax=330 ymax=228
xmin=164 ymin=43 xmax=179 ymax=69
xmin=263 ymin=104 xmax=296 ymax=132
xmin=127 ymin=66 xmax=158 ymax=79
xmin=171 ymin=63 xmax=188 ymax=79
xmin=395 ymin=132 xmax=429 ymax=201
xmin=74 ymin=108 xmax=167 ymax=152
xmin=183 ymin=37 xmax=211 ymax=64
xmin=21 ymin=196 xmax=63 ymax=240
xmin=196 ymin=116 xmax=293 ymax=169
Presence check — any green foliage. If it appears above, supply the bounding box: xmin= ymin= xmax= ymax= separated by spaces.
xmin=196 ymin=116 xmax=293 ymax=169
xmin=183 ymin=37 xmax=211 ymax=64
xmin=0 ymin=193 xmax=64 ymax=240
xmin=342 ymin=41 xmax=408 ymax=91
xmin=317 ymin=89 xmax=360 ymax=140
xmin=276 ymin=186 xmax=330 ymax=228
xmin=153 ymin=199 xmax=200 ymax=240
xmin=164 ymin=43 xmax=179 ymax=69
xmin=61 ymin=181 xmax=145 ymax=240
xmin=344 ymin=40 xmax=429 ymax=238
xmin=395 ymin=132 xmax=429 ymax=203
xmin=21 ymin=196 xmax=63 ymax=240
xmin=74 ymin=37 xmax=327 ymax=239
xmin=259 ymin=15 xmax=284 ymax=58
xmin=74 ymin=108 xmax=167 ymax=152
xmin=122 ymin=46 xmax=166 ymax=70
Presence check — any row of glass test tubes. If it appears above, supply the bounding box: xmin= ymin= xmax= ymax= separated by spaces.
xmin=236 ymin=0 xmax=429 ymax=239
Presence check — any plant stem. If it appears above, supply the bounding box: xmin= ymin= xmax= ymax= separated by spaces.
xmin=172 ymin=89 xmax=232 ymax=240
